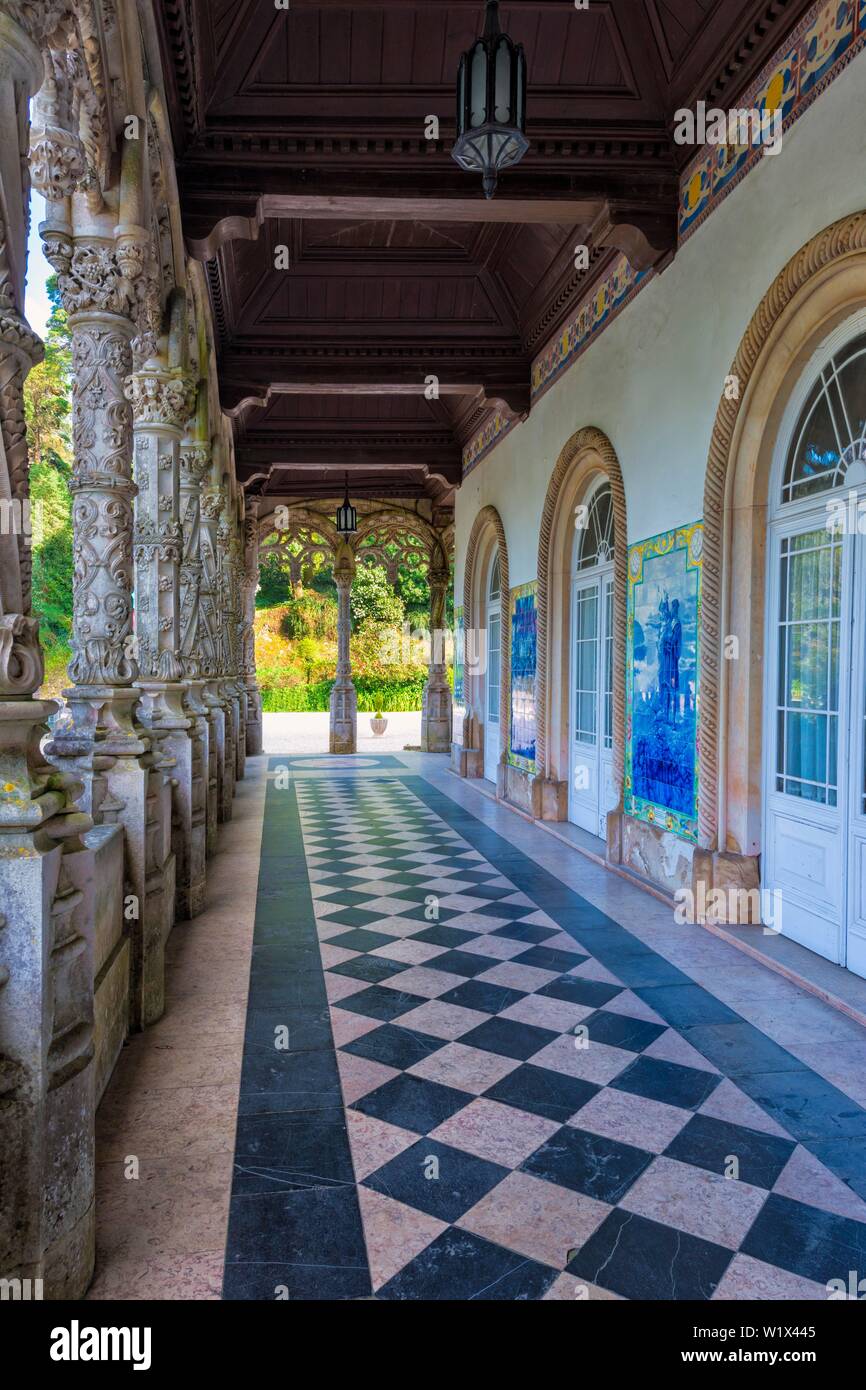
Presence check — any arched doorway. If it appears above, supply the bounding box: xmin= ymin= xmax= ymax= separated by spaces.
xmin=535 ymin=428 xmax=627 ymax=840
xmin=459 ymin=506 xmax=510 ymax=788
xmin=484 ymin=550 xmax=503 ymax=783
xmin=700 ymin=211 xmax=866 ymax=961
xmin=764 ymin=313 xmax=866 ymax=975
xmin=569 ymin=480 xmax=616 ymax=836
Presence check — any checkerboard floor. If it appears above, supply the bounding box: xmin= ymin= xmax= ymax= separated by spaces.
xmin=245 ymin=773 xmax=866 ymax=1300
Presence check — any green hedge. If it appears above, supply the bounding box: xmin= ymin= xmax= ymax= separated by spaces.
xmin=261 ymin=676 xmax=426 ymax=713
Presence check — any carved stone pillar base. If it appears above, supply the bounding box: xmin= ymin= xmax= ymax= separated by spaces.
xmin=534 ymin=777 xmax=569 ymax=821
xmin=330 ymin=678 xmax=357 ymax=754
xmin=245 ymin=679 xmax=263 ymax=756
xmin=451 ymin=742 xmax=483 ymax=778
xmin=48 ymin=687 xmax=176 ymax=1030
xmin=420 ymin=671 xmax=453 ymax=753
xmin=202 ymin=682 xmax=223 ymax=854
xmin=137 ymin=681 xmax=207 ymax=922
xmin=451 ymin=708 xmax=483 ymax=777
xmin=691 ymin=848 xmax=763 ymax=923
xmin=0 ymin=699 xmax=97 ymax=1299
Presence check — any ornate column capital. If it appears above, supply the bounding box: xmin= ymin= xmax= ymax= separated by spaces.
xmin=43 ymin=231 xmax=161 ymax=363
xmin=180 ymin=442 xmax=211 ymax=486
xmin=126 ymin=367 xmax=196 ymax=434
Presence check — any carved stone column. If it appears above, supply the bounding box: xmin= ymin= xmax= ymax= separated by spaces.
xmin=42 ymin=230 xmax=175 ymax=1032
xmin=179 ymin=438 xmax=214 ymax=874
xmin=0 ymin=3 xmax=98 ymax=1299
xmin=215 ymin=508 xmax=243 ymax=798
xmin=127 ymin=360 xmax=206 ymax=922
xmin=330 ymin=540 xmax=357 ymax=754
xmin=228 ymin=519 xmax=246 ymax=781
xmin=201 ymin=483 xmax=234 ymax=823
xmin=242 ymin=501 xmax=263 ymax=757
xmin=420 ymin=561 xmax=453 ymax=753
xmin=195 ymin=466 xmax=221 ymax=854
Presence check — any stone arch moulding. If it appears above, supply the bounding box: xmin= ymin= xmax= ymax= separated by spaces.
xmin=534 ymin=428 xmax=627 ymax=842
xmin=453 ymin=505 xmax=510 ymax=788
xmin=699 ymin=209 xmax=866 ymax=901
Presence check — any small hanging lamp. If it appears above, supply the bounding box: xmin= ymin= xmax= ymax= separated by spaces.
xmin=336 ymin=473 xmax=357 ymax=537
xmin=452 ymin=0 xmax=528 ymax=200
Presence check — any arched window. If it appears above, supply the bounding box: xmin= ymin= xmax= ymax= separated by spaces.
xmin=488 ymin=553 xmax=501 ymax=602
xmin=782 ymin=331 xmax=866 ymax=503
xmin=577 ymin=482 xmax=614 ymax=570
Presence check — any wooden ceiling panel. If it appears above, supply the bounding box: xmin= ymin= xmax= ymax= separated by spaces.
xmin=156 ymin=0 xmax=817 ymax=509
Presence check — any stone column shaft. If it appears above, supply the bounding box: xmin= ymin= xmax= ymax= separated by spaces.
xmin=201 ymin=484 xmax=234 ymax=825
xmin=329 ymin=541 xmax=357 ymax=754
xmin=128 ymin=360 xmax=205 ymax=922
xmin=420 ymin=562 xmax=453 ymax=754
xmin=242 ymin=503 xmax=263 ymax=757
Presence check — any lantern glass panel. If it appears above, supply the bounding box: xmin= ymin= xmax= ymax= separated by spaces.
xmin=494 ymin=38 xmax=511 ymax=123
xmin=469 ymin=42 xmax=487 ymax=127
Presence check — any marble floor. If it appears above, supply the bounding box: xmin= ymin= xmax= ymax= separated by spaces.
xmin=89 ymin=742 xmax=866 ymax=1301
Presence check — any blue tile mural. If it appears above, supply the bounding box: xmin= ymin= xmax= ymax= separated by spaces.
xmin=625 ymin=524 xmax=703 ymax=842
xmin=509 ymin=583 xmax=538 ymax=775
xmin=454 ymin=607 xmax=464 ymax=707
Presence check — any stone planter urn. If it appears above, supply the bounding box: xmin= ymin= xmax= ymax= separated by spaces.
xmin=370 ymin=713 xmax=388 ymax=737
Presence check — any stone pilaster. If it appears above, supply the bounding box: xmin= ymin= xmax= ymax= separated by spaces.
xmin=42 ymin=230 xmax=175 ymax=1031
xmin=127 ymin=361 xmax=205 ymax=921
xmin=242 ymin=501 xmax=263 ymax=757
xmin=330 ymin=540 xmax=357 ymax=754
xmin=420 ymin=562 xmax=453 ymax=753
xmin=0 ymin=4 xmax=97 ymax=1298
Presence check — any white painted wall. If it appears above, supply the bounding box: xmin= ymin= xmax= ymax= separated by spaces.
xmin=455 ymin=49 xmax=866 ymax=592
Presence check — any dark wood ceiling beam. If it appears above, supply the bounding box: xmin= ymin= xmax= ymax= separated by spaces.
xmin=185 ymin=190 xmax=677 ymax=270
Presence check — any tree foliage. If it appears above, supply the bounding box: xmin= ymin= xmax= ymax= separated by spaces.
xmin=25 ymin=276 xmax=74 ymax=669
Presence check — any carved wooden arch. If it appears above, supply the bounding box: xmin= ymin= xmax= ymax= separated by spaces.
xmin=536 ymin=428 xmax=627 ymax=799
xmin=701 ymin=210 xmax=866 ymax=855
xmin=463 ymin=505 xmax=510 ymax=773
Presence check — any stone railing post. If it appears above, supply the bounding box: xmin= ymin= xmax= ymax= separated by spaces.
xmin=420 ymin=561 xmax=453 ymax=753
xmin=330 ymin=540 xmax=357 ymax=754
xmin=0 ymin=2 xmax=98 ymax=1298
xmin=242 ymin=501 xmax=263 ymax=756
xmin=127 ymin=358 xmax=206 ymax=921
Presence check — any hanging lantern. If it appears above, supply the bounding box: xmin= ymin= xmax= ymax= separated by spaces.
xmin=336 ymin=474 xmax=357 ymax=537
xmin=452 ymin=0 xmax=528 ymax=200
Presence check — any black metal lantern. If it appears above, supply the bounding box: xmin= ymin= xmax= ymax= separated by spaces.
xmin=452 ymin=0 xmax=528 ymax=199
xmin=336 ymin=474 xmax=357 ymax=537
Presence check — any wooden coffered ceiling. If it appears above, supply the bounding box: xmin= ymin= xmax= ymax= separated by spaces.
xmin=156 ymin=0 xmax=814 ymax=509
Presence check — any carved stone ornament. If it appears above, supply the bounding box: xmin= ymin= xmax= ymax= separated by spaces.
xmin=126 ymin=369 xmax=196 ymax=432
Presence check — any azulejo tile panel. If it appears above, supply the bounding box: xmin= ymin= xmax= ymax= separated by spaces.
xmin=625 ymin=523 xmax=704 ymax=842
xmin=453 ymin=606 xmax=464 ymax=707
xmin=508 ymin=582 xmax=538 ymax=776
xmin=679 ymin=0 xmax=866 ymax=242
